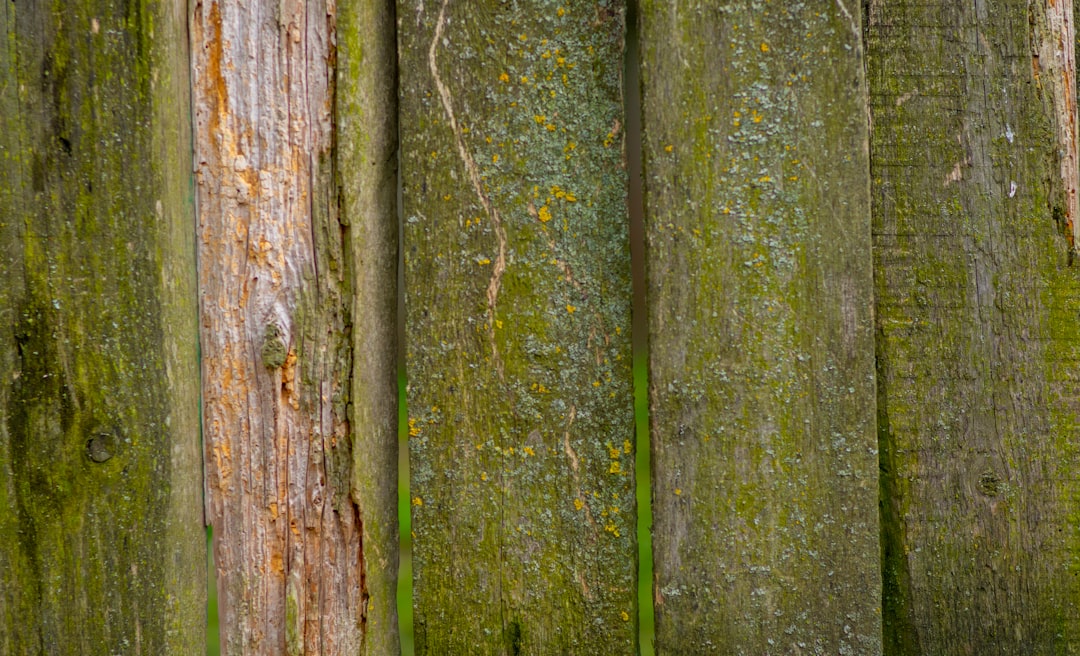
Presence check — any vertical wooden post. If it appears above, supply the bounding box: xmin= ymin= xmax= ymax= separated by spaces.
xmin=0 ymin=0 xmax=204 ymax=652
xmin=640 ymin=1 xmax=882 ymax=652
xmin=191 ymin=0 xmax=399 ymax=652
xmin=398 ymin=1 xmax=637 ymax=651
xmin=868 ymin=0 xmax=1080 ymax=651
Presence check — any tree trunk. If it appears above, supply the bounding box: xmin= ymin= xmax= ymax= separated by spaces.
xmin=868 ymin=0 xmax=1080 ymax=651
xmin=0 ymin=0 xmax=204 ymax=653
xmin=640 ymin=1 xmax=882 ymax=652
xmin=398 ymin=0 xmax=637 ymax=652
xmin=191 ymin=0 xmax=399 ymax=652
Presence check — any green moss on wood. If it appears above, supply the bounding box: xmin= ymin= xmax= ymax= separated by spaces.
xmin=0 ymin=0 xmax=203 ymax=652
xmin=869 ymin=0 xmax=1080 ymax=651
xmin=640 ymin=1 xmax=881 ymax=652
xmin=399 ymin=0 xmax=637 ymax=652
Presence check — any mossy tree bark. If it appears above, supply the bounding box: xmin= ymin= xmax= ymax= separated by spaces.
xmin=399 ymin=0 xmax=637 ymax=652
xmin=868 ymin=0 xmax=1080 ymax=651
xmin=191 ymin=0 xmax=399 ymax=653
xmin=640 ymin=1 xmax=882 ymax=652
xmin=0 ymin=0 xmax=204 ymax=653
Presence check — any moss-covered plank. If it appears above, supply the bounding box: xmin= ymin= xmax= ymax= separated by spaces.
xmin=868 ymin=1 xmax=1080 ymax=651
xmin=399 ymin=1 xmax=637 ymax=652
xmin=639 ymin=2 xmax=881 ymax=652
xmin=0 ymin=0 xmax=204 ymax=652
xmin=191 ymin=0 xmax=399 ymax=652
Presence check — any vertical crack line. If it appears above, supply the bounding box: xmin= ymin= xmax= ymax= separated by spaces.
xmin=428 ymin=0 xmax=506 ymax=371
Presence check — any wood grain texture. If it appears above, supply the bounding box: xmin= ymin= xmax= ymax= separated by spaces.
xmin=399 ymin=0 xmax=637 ymax=652
xmin=868 ymin=0 xmax=1080 ymax=651
xmin=338 ymin=0 xmax=402 ymax=652
xmin=639 ymin=1 xmax=881 ymax=652
xmin=0 ymin=0 xmax=204 ymax=652
xmin=192 ymin=0 xmax=398 ymax=652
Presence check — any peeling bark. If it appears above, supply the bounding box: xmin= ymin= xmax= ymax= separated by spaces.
xmin=192 ymin=0 xmax=398 ymax=652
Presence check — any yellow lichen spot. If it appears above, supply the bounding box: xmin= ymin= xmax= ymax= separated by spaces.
xmin=623 ymin=440 xmax=632 ymax=454
xmin=566 ymin=304 xmax=576 ymax=314
xmin=408 ymin=418 xmax=420 ymax=437
xmin=557 ymin=6 xmax=565 ymax=16
xmin=789 ymin=176 xmax=799 ymax=181
xmin=538 ymin=205 xmax=552 ymax=223
xmin=593 ymin=380 xmax=601 ymax=388
xmin=722 ymin=206 xmax=731 ymax=214
xmin=753 ymin=114 xmax=763 ymax=123
xmin=412 ymin=497 xmax=424 ymax=506
xmin=565 ymin=192 xmax=577 ymax=202
xmin=621 ymin=611 xmax=630 ymax=622
xmin=477 ymin=258 xmax=491 ymax=265
xmin=523 ymin=446 xmax=535 ymax=456
xmin=550 ymin=90 xmax=557 ymax=98
xmin=608 ymin=444 xmax=621 ymax=458
xmin=481 ymin=471 xmax=488 ymax=481
xmin=574 ymin=498 xmax=584 ymax=510
xmin=442 ymin=194 xmax=451 ymax=201
xmin=519 ymin=33 xmax=527 ymax=41
xmin=556 ymin=56 xmax=566 ymax=67
xmin=760 ymin=42 xmax=769 ymax=52
xmin=534 ymin=114 xmax=546 ymax=124
xmin=542 ymin=51 xmax=552 ymax=59
xmin=609 ymin=461 xmax=622 ymax=474
xmin=562 ymin=73 xmax=569 ymax=85
xmin=759 ymin=176 xmax=771 ymax=183
xmin=499 ymin=72 xmax=509 ymax=83
xmin=520 ymin=76 xmax=529 ymax=84
xmin=507 ymin=447 xmax=515 ymax=455
xmin=492 ymin=154 xmax=499 ymax=163
xmin=675 ymin=488 xmax=682 ymax=496
xmin=545 ymin=123 xmax=556 ymax=132
xmin=664 ymin=144 xmax=674 ymax=153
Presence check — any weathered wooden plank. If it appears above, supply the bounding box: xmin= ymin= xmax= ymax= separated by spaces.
xmin=639 ymin=1 xmax=881 ymax=652
xmin=868 ymin=0 xmax=1080 ymax=651
xmin=191 ymin=0 xmax=399 ymax=652
xmin=0 ymin=0 xmax=204 ymax=652
xmin=398 ymin=1 xmax=637 ymax=651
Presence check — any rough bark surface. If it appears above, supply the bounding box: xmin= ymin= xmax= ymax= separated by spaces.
xmin=192 ymin=0 xmax=398 ymax=653
xmin=640 ymin=1 xmax=882 ymax=653
xmin=868 ymin=0 xmax=1080 ymax=651
xmin=0 ymin=0 xmax=204 ymax=653
xmin=399 ymin=0 xmax=637 ymax=652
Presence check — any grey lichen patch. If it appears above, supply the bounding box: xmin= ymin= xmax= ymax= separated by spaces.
xmin=261 ymin=323 xmax=288 ymax=369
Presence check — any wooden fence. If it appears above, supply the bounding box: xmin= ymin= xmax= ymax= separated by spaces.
xmin=3 ymin=0 xmax=1080 ymax=654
